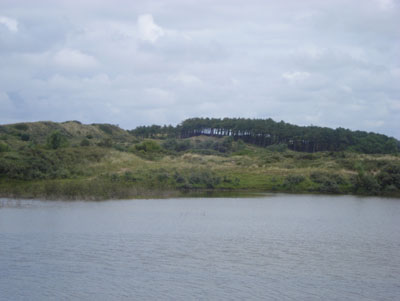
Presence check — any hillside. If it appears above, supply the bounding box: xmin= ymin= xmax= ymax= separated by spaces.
xmin=0 ymin=119 xmax=399 ymax=200
xmin=131 ymin=118 xmax=400 ymax=154
xmin=0 ymin=120 xmax=133 ymax=147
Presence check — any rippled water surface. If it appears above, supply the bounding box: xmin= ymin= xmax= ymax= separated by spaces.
xmin=1 ymin=194 xmax=400 ymax=300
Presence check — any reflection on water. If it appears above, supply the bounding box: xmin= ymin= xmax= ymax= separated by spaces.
xmin=1 ymin=194 xmax=400 ymax=300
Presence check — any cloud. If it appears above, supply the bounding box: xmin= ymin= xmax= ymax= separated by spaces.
xmin=0 ymin=92 xmax=14 ymax=116
xmin=169 ymin=73 xmax=203 ymax=85
xmin=0 ymin=16 xmax=18 ymax=32
xmin=0 ymin=0 xmax=399 ymax=139
xmin=53 ymin=49 xmax=98 ymax=69
xmin=137 ymin=14 xmax=164 ymax=43
xmin=375 ymin=0 xmax=395 ymax=10
xmin=282 ymin=71 xmax=311 ymax=82
xmin=144 ymin=88 xmax=175 ymax=106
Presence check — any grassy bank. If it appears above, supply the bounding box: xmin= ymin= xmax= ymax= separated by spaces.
xmin=1 ymin=146 xmax=400 ymax=200
xmin=1 ymin=121 xmax=400 ymax=200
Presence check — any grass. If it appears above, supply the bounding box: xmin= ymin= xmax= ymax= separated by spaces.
xmin=3 ymin=147 xmax=398 ymax=200
xmin=1 ymin=121 xmax=399 ymax=200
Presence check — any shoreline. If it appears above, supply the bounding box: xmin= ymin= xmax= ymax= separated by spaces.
xmin=1 ymin=186 xmax=399 ymax=201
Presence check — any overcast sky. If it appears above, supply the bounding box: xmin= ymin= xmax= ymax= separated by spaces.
xmin=0 ymin=0 xmax=399 ymax=138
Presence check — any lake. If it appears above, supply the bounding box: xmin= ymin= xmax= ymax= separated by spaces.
xmin=1 ymin=194 xmax=400 ymax=300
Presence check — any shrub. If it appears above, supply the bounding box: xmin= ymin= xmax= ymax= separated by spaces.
xmin=310 ymin=172 xmax=347 ymax=193
xmin=377 ymin=163 xmax=400 ymax=190
xmin=20 ymin=133 xmax=30 ymax=141
xmin=14 ymin=123 xmax=28 ymax=131
xmin=97 ymin=138 xmax=113 ymax=148
xmin=46 ymin=131 xmax=68 ymax=149
xmin=98 ymin=124 xmax=113 ymax=135
xmin=318 ymin=180 xmax=340 ymax=193
xmin=162 ymin=139 xmax=192 ymax=152
xmin=113 ymin=144 xmax=127 ymax=152
xmin=0 ymin=142 xmax=10 ymax=152
xmin=354 ymin=172 xmax=380 ymax=194
xmin=135 ymin=140 xmax=162 ymax=153
xmin=123 ymin=171 xmax=137 ymax=182
xmin=80 ymin=139 xmax=90 ymax=147
xmin=284 ymin=175 xmax=305 ymax=186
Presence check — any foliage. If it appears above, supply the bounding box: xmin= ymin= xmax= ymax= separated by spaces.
xmin=0 ymin=147 xmax=107 ymax=180
xmin=309 ymin=172 xmax=347 ymax=193
xmin=98 ymin=124 xmax=114 ymax=135
xmin=131 ymin=140 xmax=163 ymax=160
xmin=266 ymin=144 xmax=288 ymax=152
xmin=283 ymin=175 xmax=306 ymax=191
xmin=0 ymin=119 xmax=400 ymax=200
xmin=130 ymin=118 xmax=399 ymax=154
xmin=46 ymin=131 xmax=68 ymax=149
xmin=80 ymin=138 xmax=90 ymax=147
xmin=376 ymin=163 xmax=400 ymax=193
xmin=0 ymin=142 xmax=10 ymax=152
xmin=134 ymin=140 xmax=162 ymax=152
xmin=162 ymin=139 xmax=192 ymax=152
xmin=353 ymin=172 xmax=380 ymax=195
xmin=97 ymin=138 xmax=113 ymax=148
xmin=20 ymin=133 xmax=30 ymax=141
xmin=14 ymin=123 xmax=29 ymax=131
xmin=172 ymin=169 xmax=222 ymax=189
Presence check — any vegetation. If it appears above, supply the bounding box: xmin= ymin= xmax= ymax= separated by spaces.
xmin=0 ymin=119 xmax=399 ymax=200
xmin=130 ymin=118 xmax=399 ymax=154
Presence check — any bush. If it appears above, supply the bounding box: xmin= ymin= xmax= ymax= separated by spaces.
xmin=134 ymin=140 xmax=162 ymax=153
xmin=20 ymin=133 xmax=30 ymax=141
xmin=377 ymin=163 xmax=400 ymax=190
xmin=284 ymin=175 xmax=305 ymax=186
xmin=97 ymin=138 xmax=113 ymax=148
xmin=0 ymin=148 xmax=107 ymax=180
xmin=310 ymin=172 xmax=347 ymax=193
xmin=0 ymin=142 xmax=10 ymax=152
xmin=14 ymin=123 xmax=28 ymax=131
xmin=354 ymin=172 xmax=380 ymax=194
xmin=283 ymin=175 xmax=305 ymax=190
xmin=173 ymin=172 xmax=185 ymax=184
xmin=80 ymin=139 xmax=90 ymax=147
xmin=123 ymin=171 xmax=137 ymax=182
xmin=113 ymin=144 xmax=128 ymax=152
xmin=175 ymin=170 xmax=221 ymax=189
xmin=98 ymin=124 xmax=113 ymax=135
xmin=46 ymin=131 xmax=68 ymax=149
xmin=162 ymin=139 xmax=192 ymax=152
xmin=319 ymin=180 xmax=340 ymax=193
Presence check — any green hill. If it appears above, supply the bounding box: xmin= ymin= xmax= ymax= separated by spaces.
xmin=0 ymin=119 xmax=399 ymax=200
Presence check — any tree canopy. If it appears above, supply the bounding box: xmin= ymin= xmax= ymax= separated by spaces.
xmin=129 ymin=118 xmax=399 ymax=154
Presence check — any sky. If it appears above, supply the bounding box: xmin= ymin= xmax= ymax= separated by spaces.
xmin=0 ymin=0 xmax=399 ymax=138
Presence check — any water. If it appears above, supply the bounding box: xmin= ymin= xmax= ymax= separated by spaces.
xmin=1 ymin=194 xmax=399 ymax=300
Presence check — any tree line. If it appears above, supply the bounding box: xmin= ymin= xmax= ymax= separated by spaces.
xmin=129 ymin=118 xmax=399 ymax=154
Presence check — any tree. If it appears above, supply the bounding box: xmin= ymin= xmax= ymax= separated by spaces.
xmin=47 ymin=131 xmax=67 ymax=149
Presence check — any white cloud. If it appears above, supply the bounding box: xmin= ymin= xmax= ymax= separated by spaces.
xmin=0 ymin=0 xmax=399 ymax=138
xmin=144 ymin=88 xmax=175 ymax=106
xmin=0 ymin=92 xmax=14 ymax=113
xmin=137 ymin=14 xmax=164 ymax=43
xmin=169 ymin=73 xmax=202 ymax=85
xmin=0 ymin=16 xmax=18 ymax=32
xmin=375 ymin=0 xmax=394 ymax=10
xmin=53 ymin=49 xmax=98 ymax=69
xmin=282 ymin=71 xmax=310 ymax=82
